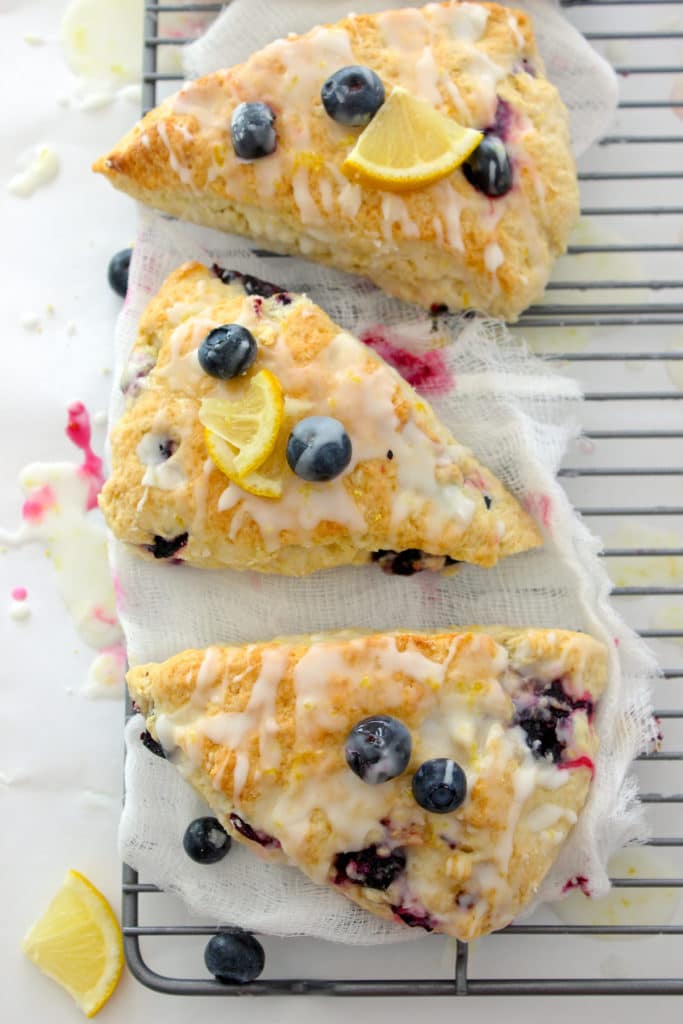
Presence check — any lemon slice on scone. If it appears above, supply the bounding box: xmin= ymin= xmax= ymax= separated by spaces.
xmin=22 ymin=869 xmax=124 ymax=1018
xmin=200 ymin=368 xmax=284 ymax=479
xmin=342 ymin=86 xmax=483 ymax=193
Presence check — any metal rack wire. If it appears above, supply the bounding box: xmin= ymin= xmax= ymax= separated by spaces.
xmin=124 ymin=0 xmax=683 ymax=996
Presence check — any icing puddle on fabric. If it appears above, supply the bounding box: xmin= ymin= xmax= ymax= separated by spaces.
xmin=0 ymin=403 xmax=124 ymax=699
xmin=553 ymin=848 xmax=680 ymax=937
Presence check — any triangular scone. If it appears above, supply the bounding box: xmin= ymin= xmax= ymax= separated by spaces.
xmin=128 ymin=626 xmax=606 ymax=940
xmin=93 ymin=2 xmax=578 ymax=322
xmin=100 ymin=262 xmax=540 ymax=574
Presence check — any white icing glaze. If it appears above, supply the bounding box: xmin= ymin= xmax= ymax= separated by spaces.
xmin=426 ymin=1 xmax=490 ymax=43
xmin=254 ymin=155 xmax=282 ymax=203
xmin=415 ymin=47 xmax=442 ymax=105
xmin=495 ymin=756 xmax=537 ymax=873
xmin=381 ymin=194 xmax=420 ymax=241
xmin=292 ymin=166 xmax=322 ymax=224
xmin=484 ymin=242 xmax=504 ymax=273
xmin=233 ymin=751 xmax=250 ymax=801
xmin=377 ymin=9 xmax=430 ymax=52
xmin=156 ymin=121 xmax=194 ymax=187
xmin=526 ymin=803 xmax=577 ymax=833
xmin=265 ymin=27 xmax=355 ymax=149
xmin=329 ymin=168 xmax=362 ymax=219
xmin=7 ymin=144 xmax=59 ymax=197
xmin=506 ymin=10 xmax=525 ymax=49
xmin=201 ymin=647 xmax=287 ymax=773
xmin=318 ymin=175 xmax=334 ymax=215
xmin=433 ymin=180 xmax=464 ymax=252
xmin=136 ymin=432 xmax=188 ymax=491
xmin=378 ymin=3 xmax=498 ymax=115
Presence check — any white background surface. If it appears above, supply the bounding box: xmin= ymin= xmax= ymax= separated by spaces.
xmin=0 ymin=0 xmax=681 ymax=1021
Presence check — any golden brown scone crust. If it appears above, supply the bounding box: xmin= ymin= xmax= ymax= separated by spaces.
xmin=128 ymin=626 xmax=606 ymax=940
xmin=94 ymin=2 xmax=579 ymax=321
xmin=100 ymin=262 xmax=540 ymax=573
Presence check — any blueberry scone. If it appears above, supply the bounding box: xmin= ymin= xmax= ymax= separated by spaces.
xmin=100 ymin=262 xmax=540 ymax=574
xmin=93 ymin=2 xmax=579 ymax=321
xmin=128 ymin=626 xmax=605 ymax=940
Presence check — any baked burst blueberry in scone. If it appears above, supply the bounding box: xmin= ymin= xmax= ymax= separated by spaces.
xmin=100 ymin=262 xmax=540 ymax=574
xmin=128 ymin=627 xmax=606 ymax=940
xmin=93 ymin=2 xmax=579 ymax=321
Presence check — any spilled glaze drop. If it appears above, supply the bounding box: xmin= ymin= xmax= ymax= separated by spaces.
xmin=7 ymin=145 xmax=60 ymax=197
xmin=0 ymin=404 xmax=124 ymax=698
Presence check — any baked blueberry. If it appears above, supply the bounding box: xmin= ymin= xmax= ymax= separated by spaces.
xmin=144 ymin=532 xmax=188 ymax=559
xmin=345 ymin=715 xmax=412 ymax=784
xmin=108 ymin=248 xmax=132 ymax=297
xmin=463 ymin=135 xmax=512 ymax=197
xmin=321 ymin=65 xmax=385 ymax=126
xmin=198 ymin=324 xmax=257 ymax=380
xmin=211 ymin=265 xmax=289 ymax=301
xmin=229 ymin=813 xmax=281 ymax=850
xmin=391 ymin=904 xmax=437 ymax=931
xmin=137 ymin=432 xmax=177 ymax=465
xmin=231 ymin=102 xmax=277 ymax=159
xmin=412 ymin=758 xmax=467 ymax=814
xmin=140 ymin=730 xmax=166 ymax=759
xmin=183 ymin=816 xmax=232 ymax=864
xmin=333 ymin=845 xmax=406 ymax=890
xmin=204 ymin=930 xmax=265 ymax=984
xmin=286 ymin=416 xmax=352 ymax=482
xmin=513 ymin=679 xmax=591 ymax=763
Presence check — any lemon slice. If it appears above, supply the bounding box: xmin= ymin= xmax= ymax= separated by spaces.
xmin=342 ymin=86 xmax=483 ymax=193
xmin=23 ymin=869 xmax=124 ymax=1018
xmin=200 ymin=368 xmax=284 ymax=478
xmin=210 ymin=397 xmax=312 ymax=499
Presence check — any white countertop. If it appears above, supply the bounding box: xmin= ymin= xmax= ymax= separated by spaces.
xmin=1 ymin=1 xmax=681 ymax=1021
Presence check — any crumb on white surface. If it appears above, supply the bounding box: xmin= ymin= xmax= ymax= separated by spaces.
xmin=65 ymin=319 xmax=78 ymax=335
xmin=23 ymin=33 xmax=45 ymax=46
xmin=118 ymin=82 xmax=143 ymax=105
xmin=9 ymin=600 xmax=31 ymax=622
xmin=21 ymin=312 xmax=42 ymax=332
xmin=93 ymin=410 xmax=108 ymax=426
xmin=102 ymin=367 xmax=112 ymax=376
xmin=7 ymin=143 xmax=60 ymax=197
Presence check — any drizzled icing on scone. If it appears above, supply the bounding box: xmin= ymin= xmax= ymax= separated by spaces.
xmin=106 ymin=263 xmax=541 ymax=573
xmin=135 ymin=627 xmax=606 ymax=940
xmin=95 ymin=3 xmax=579 ymax=319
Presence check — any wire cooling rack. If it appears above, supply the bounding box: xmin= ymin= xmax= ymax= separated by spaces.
xmin=124 ymin=0 xmax=683 ymax=997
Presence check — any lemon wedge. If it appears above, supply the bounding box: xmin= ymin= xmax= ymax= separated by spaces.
xmin=200 ymin=369 xmax=284 ymax=479
xmin=342 ymin=86 xmax=483 ymax=193
xmin=209 ymin=396 xmax=312 ymax=499
xmin=23 ymin=869 xmax=124 ymax=1018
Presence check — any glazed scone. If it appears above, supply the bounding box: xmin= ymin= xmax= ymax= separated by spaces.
xmin=100 ymin=261 xmax=540 ymax=574
xmin=93 ymin=2 xmax=579 ymax=321
xmin=128 ymin=626 xmax=606 ymax=940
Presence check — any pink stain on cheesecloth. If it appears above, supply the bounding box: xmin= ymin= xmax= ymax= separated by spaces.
xmin=360 ymin=327 xmax=454 ymax=396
